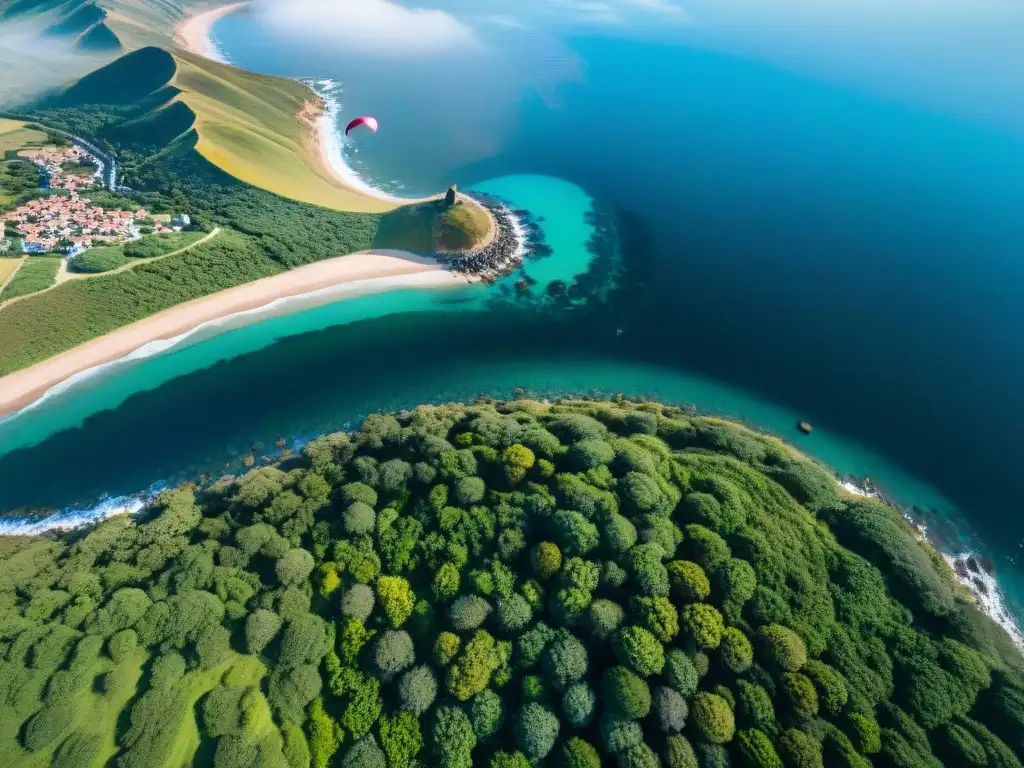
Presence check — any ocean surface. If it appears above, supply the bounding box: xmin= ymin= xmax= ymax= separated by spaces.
xmin=3 ymin=3 xmax=1024 ymax=626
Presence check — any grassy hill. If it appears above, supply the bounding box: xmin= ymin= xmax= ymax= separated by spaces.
xmin=42 ymin=46 xmax=399 ymax=213
xmin=374 ymin=195 xmax=493 ymax=253
xmin=171 ymin=50 xmax=396 ymax=214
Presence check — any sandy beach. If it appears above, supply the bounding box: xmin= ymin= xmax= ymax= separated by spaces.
xmin=173 ymin=2 xmax=247 ymax=61
xmin=0 ymin=251 xmax=472 ymax=419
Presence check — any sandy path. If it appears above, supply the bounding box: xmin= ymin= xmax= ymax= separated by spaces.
xmin=0 ymin=250 xmax=474 ymax=418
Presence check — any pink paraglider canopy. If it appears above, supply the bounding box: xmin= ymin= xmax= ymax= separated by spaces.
xmin=345 ymin=116 xmax=378 ymax=136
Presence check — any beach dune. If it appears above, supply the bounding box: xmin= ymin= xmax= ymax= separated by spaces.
xmin=0 ymin=251 xmax=471 ymax=419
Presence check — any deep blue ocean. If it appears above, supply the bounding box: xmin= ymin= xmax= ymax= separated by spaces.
xmin=2 ymin=2 xmax=1024 ymax=620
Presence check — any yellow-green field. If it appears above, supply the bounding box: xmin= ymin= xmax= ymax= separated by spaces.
xmin=171 ymin=51 xmax=397 ymax=214
xmin=0 ymin=120 xmax=48 ymax=154
xmin=0 ymin=257 xmax=24 ymax=288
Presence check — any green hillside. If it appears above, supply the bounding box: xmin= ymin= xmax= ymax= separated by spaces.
xmin=54 ymin=45 xmax=174 ymax=106
xmin=0 ymin=400 xmax=1020 ymax=767
xmin=374 ymin=195 xmax=493 ymax=253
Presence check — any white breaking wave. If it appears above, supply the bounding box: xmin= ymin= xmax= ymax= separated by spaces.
xmin=944 ymin=551 xmax=1024 ymax=652
xmin=206 ymin=30 xmax=233 ymax=65
xmin=299 ymin=78 xmax=407 ymax=202
xmin=0 ymin=494 xmax=148 ymax=536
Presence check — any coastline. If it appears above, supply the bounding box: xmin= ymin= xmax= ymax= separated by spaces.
xmin=172 ymin=5 xmax=427 ymax=210
xmin=0 ymin=250 xmax=472 ymax=420
xmin=172 ymin=2 xmax=247 ymax=62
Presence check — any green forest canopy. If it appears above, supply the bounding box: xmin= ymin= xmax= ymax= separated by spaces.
xmin=0 ymin=399 xmax=1021 ymax=768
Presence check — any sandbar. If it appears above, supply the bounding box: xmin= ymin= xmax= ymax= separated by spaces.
xmin=0 ymin=251 xmax=472 ymax=419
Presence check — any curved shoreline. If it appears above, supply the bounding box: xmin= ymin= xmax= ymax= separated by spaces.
xmin=173 ymin=2 xmax=246 ymax=62
xmin=0 ymin=251 xmax=472 ymax=420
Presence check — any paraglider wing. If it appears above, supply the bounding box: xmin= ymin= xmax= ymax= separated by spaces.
xmin=345 ymin=116 xmax=379 ymax=136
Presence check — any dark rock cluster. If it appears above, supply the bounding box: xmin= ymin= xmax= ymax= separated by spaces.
xmin=437 ymin=196 xmax=523 ymax=280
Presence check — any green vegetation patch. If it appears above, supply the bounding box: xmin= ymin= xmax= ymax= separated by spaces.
xmin=0 ymin=400 xmax=1021 ymax=768
xmin=123 ymin=230 xmax=203 ymax=259
xmin=68 ymin=245 xmax=125 ymax=273
xmin=0 ymin=256 xmax=59 ymax=301
xmin=0 ymin=230 xmax=280 ymax=374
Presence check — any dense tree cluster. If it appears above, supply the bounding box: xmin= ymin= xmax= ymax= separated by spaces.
xmin=0 ymin=399 xmax=1022 ymax=767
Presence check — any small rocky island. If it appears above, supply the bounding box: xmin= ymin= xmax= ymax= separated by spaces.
xmin=373 ymin=185 xmax=524 ymax=280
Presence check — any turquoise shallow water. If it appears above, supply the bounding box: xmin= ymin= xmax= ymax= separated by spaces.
xmin=0 ymin=174 xmax=599 ymax=457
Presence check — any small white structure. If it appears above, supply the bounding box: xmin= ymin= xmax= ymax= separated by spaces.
xmin=171 ymin=213 xmax=191 ymax=229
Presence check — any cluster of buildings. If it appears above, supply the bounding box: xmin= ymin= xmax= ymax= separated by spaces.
xmin=22 ymin=145 xmax=102 ymax=193
xmin=3 ymin=144 xmax=190 ymax=256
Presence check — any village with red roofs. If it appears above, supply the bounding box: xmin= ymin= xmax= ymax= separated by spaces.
xmin=4 ymin=144 xmax=180 ymax=256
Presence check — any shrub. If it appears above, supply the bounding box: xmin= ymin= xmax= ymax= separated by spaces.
xmin=399 ymin=665 xmax=437 ymax=715
xmin=107 ymin=629 xmax=138 ymax=663
xmin=377 ymin=576 xmax=415 ymax=627
xmin=683 ymin=524 xmax=731 ymax=570
xmin=561 ymin=737 xmax=602 ymax=768
xmin=845 ymin=713 xmax=881 ymax=755
xmin=693 ymin=692 xmax=735 ymax=744
xmin=654 ymin=685 xmax=688 ymax=733
xmin=680 ymin=603 xmax=724 ymax=649
xmin=778 ymin=728 xmax=824 ymax=768
xmin=736 ymin=680 xmax=776 ymax=734
xmin=736 ymin=729 xmax=783 ymax=768
xmin=470 ymin=688 xmax=504 ymax=740
xmin=568 ymin=439 xmax=615 ymax=470
xmin=455 ymin=477 xmax=486 ymax=506
xmin=628 ymin=543 xmax=670 ymax=597
xmin=501 ymin=443 xmax=535 ymax=484
xmin=758 ymin=624 xmax=807 ymax=671
xmin=373 ymin=630 xmax=415 ymax=680
xmin=720 ymin=627 xmax=754 ymax=673
xmin=940 ymin=722 xmax=987 ymax=766
xmin=434 ymin=632 xmax=461 ymax=666
xmin=618 ymin=742 xmax=661 ymax=768
xmin=633 ymin=595 xmax=679 ymax=643
xmin=515 ymin=702 xmax=560 ymax=759
xmin=663 ymin=649 xmax=699 ymax=698
xmin=447 ymin=630 xmax=502 ymax=700
xmin=276 ymin=547 xmax=315 ymax=586
xmin=379 ymin=710 xmax=422 ymax=767
xmin=562 ymin=682 xmax=597 ymax=727
xmin=449 ymin=595 xmax=491 ymax=631
xmin=600 ymin=715 xmax=644 ymax=753
xmin=603 ymin=514 xmax=638 ymax=554
xmin=802 ymin=660 xmax=848 ymax=716
xmin=613 ymin=625 xmax=665 ymax=677
xmin=433 ymin=563 xmax=461 ymax=601
xmin=553 ymin=510 xmax=599 ymax=556
xmin=343 ymin=502 xmax=376 ymax=535
xmin=344 ymin=734 xmax=386 ymax=768
xmin=602 ymin=666 xmax=652 ymax=719
xmin=589 ymin=599 xmax=625 ymax=639
xmin=620 ymin=471 xmax=663 ymax=514
xmin=780 ymin=672 xmax=819 ymax=719
xmin=543 ymin=629 xmax=588 ymax=690
xmin=433 ymin=705 xmax=476 ymax=768
xmin=532 ymin=542 xmax=562 ymax=579
xmin=491 ymin=751 xmax=532 ymax=768
xmin=663 ymin=734 xmax=698 ymax=768
xmin=692 ymin=651 xmax=710 ymax=678
xmin=668 ymin=560 xmax=711 ymax=602
xmin=496 ymin=594 xmax=531 ymax=632
xmin=696 ymin=744 xmax=730 ymax=768
xmin=342 ymin=583 xmax=376 ymax=621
